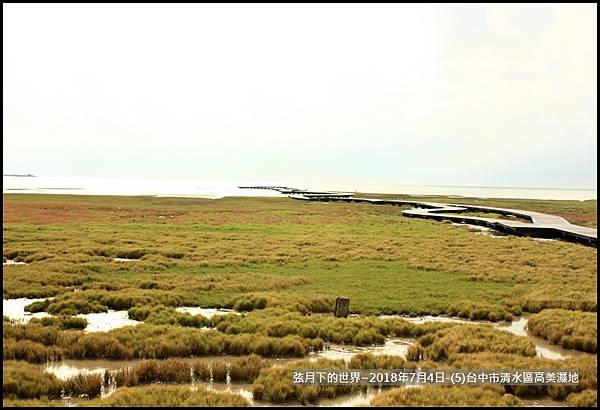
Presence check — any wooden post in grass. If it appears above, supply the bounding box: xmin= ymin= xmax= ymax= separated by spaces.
xmin=334 ymin=296 xmax=350 ymax=318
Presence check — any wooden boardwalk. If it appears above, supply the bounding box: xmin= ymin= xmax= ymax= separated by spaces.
xmin=239 ymin=186 xmax=597 ymax=247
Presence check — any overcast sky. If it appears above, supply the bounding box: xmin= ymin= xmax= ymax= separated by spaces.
xmin=3 ymin=3 xmax=597 ymax=188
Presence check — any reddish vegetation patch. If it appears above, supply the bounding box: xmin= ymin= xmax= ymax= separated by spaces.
xmin=2 ymin=202 xmax=190 ymax=225
xmin=2 ymin=199 xmax=367 ymax=227
xmin=3 ymin=202 xmax=104 ymax=224
xmin=4 ymin=196 xmax=594 ymax=230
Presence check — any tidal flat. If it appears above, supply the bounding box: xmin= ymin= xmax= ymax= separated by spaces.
xmin=2 ymin=194 xmax=597 ymax=407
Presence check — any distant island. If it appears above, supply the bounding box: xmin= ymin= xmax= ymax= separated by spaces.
xmin=3 ymin=174 xmax=36 ymax=177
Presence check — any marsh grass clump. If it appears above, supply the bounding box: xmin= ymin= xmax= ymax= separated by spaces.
xmin=126 ymin=305 xmax=159 ymax=321
xmin=173 ymin=312 xmax=210 ymax=328
xmin=210 ymin=362 xmax=229 ymax=382
xmin=3 ymin=339 xmax=63 ymax=363
xmin=24 ymin=300 xmax=51 ymax=313
xmin=112 ymin=356 xmax=269 ymax=387
xmin=229 ymin=354 xmax=270 ymax=382
xmin=227 ymin=291 xmax=330 ymax=313
xmin=546 ymin=356 xmax=597 ymax=400
xmin=521 ymin=286 xmax=597 ymax=314
xmin=2 ymin=398 xmax=64 ymax=407
xmin=415 ymin=325 xmax=536 ymax=361
xmin=61 ymin=373 xmax=103 ymax=398
xmin=84 ymin=385 xmax=250 ymax=407
xmin=3 ymin=321 xmax=60 ymax=345
xmin=223 ymin=332 xmax=312 ymax=357
xmin=527 ymin=309 xmax=597 ymax=353
xmin=566 ymin=389 xmax=597 ymax=407
xmin=229 ymin=294 xmax=270 ymax=312
xmin=45 ymin=298 xmax=109 ymax=316
xmin=447 ymin=301 xmax=513 ymax=322
xmin=252 ymin=358 xmax=355 ymax=404
xmin=406 ymin=344 xmax=426 ymax=361
xmin=69 ymin=332 xmax=131 ymax=360
xmin=3 ymin=250 xmax=34 ymax=262
xmin=417 ymin=333 xmax=437 ymax=347
xmin=114 ymin=249 xmax=147 ymax=259
xmin=38 ymin=316 xmax=88 ymax=330
xmin=370 ymin=386 xmax=521 ymax=406
xmin=113 ymin=359 xmax=192 ymax=386
xmin=347 ymin=353 xmax=406 ymax=369
xmin=293 ymin=295 xmax=336 ymax=314
xmin=116 ymin=323 xmax=311 ymax=357
xmin=2 ymin=361 xmax=63 ymax=400
xmin=29 ymin=289 xmax=193 ymax=316
xmin=1 ymin=361 xmax=101 ymax=400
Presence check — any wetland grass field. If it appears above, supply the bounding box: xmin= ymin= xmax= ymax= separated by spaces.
xmin=2 ymin=193 xmax=597 ymax=407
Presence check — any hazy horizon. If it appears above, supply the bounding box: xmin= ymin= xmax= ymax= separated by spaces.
xmin=3 ymin=4 xmax=597 ymax=189
xmin=3 ymin=174 xmax=597 ymax=193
